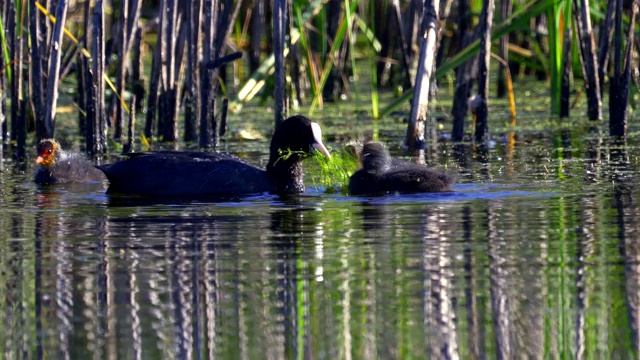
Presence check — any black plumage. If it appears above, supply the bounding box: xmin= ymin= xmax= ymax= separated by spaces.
xmin=98 ymin=115 xmax=331 ymax=197
xmin=349 ymin=142 xmax=454 ymax=195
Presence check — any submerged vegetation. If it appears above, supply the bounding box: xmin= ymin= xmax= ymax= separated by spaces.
xmin=0 ymin=0 xmax=637 ymax=159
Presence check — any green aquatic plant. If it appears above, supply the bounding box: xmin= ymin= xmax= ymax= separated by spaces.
xmin=0 ymin=2 xmax=13 ymax=81
xmin=273 ymin=146 xmax=358 ymax=193
xmin=305 ymin=145 xmax=360 ymax=194
xmin=547 ymin=0 xmax=572 ymax=116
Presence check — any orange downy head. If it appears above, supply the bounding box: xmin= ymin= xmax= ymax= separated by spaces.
xmin=35 ymin=139 xmax=59 ymax=166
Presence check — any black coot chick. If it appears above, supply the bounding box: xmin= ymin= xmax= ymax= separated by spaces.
xmin=34 ymin=139 xmax=107 ymax=184
xmin=348 ymin=142 xmax=453 ymax=195
xmin=97 ymin=115 xmax=331 ymax=197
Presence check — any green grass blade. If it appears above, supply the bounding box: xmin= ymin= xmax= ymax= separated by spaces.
xmin=363 ymin=4 xmax=379 ymax=118
xmin=344 ymin=0 xmax=359 ymax=113
xmin=309 ymin=0 xmax=359 ymax=115
xmin=354 ymin=14 xmax=381 ymax=52
xmin=370 ymin=55 xmax=379 ymax=119
xmin=0 ymin=11 xmax=13 ymax=81
xmin=295 ymin=8 xmax=321 ymax=105
xmin=229 ymin=0 xmax=327 ymax=112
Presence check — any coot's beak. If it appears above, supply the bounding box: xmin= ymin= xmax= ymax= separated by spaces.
xmin=310 ymin=122 xmax=331 ymax=159
xmin=35 ymin=156 xmax=45 ymax=165
xmin=313 ymin=142 xmax=331 ymax=159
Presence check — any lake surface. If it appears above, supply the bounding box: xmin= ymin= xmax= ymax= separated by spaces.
xmin=1 ymin=118 xmax=640 ymax=359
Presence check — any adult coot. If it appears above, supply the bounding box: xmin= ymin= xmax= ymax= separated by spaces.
xmin=34 ymin=139 xmax=107 ymax=184
xmin=348 ymin=142 xmax=453 ymax=195
xmin=98 ymin=115 xmax=331 ymax=197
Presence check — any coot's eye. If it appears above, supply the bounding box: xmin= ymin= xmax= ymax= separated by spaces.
xmin=47 ymin=149 xmax=52 ymax=154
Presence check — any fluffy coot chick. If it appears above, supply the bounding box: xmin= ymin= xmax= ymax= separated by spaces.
xmin=34 ymin=139 xmax=107 ymax=184
xmin=348 ymin=142 xmax=453 ymax=195
xmin=98 ymin=115 xmax=331 ymax=197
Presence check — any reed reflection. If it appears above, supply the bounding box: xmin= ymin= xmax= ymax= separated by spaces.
xmin=34 ymin=187 xmax=71 ymax=360
xmin=461 ymin=204 xmax=482 ymax=358
xmin=364 ymin=195 xmax=551 ymax=359
xmin=453 ymin=142 xmax=491 ymax=183
xmin=584 ymin=126 xmax=603 ymax=184
xmin=487 ymin=200 xmax=514 ymax=360
xmin=29 ymin=194 xmax=258 ymax=358
xmin=574 ymin=125 xmax=603 ymax=358
xmin=453 ymin=143 xmax=473 ymax=181
xmin=421 ymin=203 xmax=460 ymax=359
xmin=6 ymin=136 xmax=640 ymax=360
xmin=610 ymin=137 xmax=640 ymax=354
xmin=3 ymin=180 xmax=36 ymax=358
xmin=358 ymin=199 xmax=463 ymax=358
xmin=268 ymin=198 xmax=323 ymax=360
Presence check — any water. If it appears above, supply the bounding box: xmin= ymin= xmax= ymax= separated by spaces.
xmin=1 ymin=124 xmax=640 ymax=359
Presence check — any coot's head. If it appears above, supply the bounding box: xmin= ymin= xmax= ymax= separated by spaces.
xmin=35 ymin=139 xmax=61 ymax=167
xmin=269 ymin=115 xmax=331 ymax=163
xmin=344 ymin=141 xmax=363 ymax=160
xmin=361 ymin=142 xmax=391 ymax=174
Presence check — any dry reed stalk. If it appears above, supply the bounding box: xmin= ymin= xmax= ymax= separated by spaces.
xmin=29 ymin=0 xmax=46 ymax=141
xmin=406 ymin=0 xmax=439 ymax=151
xmin=184 ymin=0 xmax=202 ymax=142
xmin=274 ymin=0 xmax=287 ymax=125
xmin=144 ymin=19 xmax=161 ymax=140
xmin=199 ymin=0 xmax=214 ymax=148
xmin=598 ymin=1 xmax=615 ymax=98
xmin=92 ymin=0 xmax=107 ymax=154
xmin=474 ymin=0 xmax=495 ymax=143
xmin=81 ymin=0 xmax=93 ymax=153
xmin=43 ymin=0 xmax=69 ymax=138
xmin=497 ymin=0 xmax=512 ymax=98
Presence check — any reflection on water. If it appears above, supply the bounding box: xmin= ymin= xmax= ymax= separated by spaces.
xmin=2 ymin=132 xmax=640 ymax=359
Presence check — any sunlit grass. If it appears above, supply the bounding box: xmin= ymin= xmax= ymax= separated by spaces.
xmin=547 ymin=0 xmax=572 ymax=115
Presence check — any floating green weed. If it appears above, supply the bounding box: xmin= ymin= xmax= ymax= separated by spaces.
xmin=274 ymin=146 xmax=359 ymax=192
xmin=306 ymin=145 xmax=360 ymax=194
